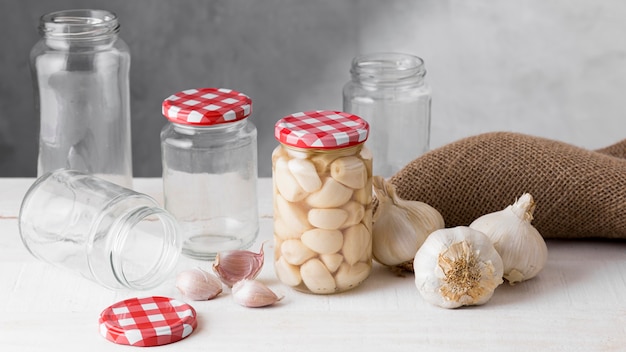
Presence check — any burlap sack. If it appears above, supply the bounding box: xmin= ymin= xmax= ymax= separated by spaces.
xmin=387 ymin=132 xmax=626 ymax=239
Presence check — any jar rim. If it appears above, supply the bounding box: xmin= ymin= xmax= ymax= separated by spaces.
xmin=39 ymin=9 xmax=120 ymax=39
xmin=350 ymin=52 xmax=426 ymax=83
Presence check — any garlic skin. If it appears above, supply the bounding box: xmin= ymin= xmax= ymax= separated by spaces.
xmin=414 ymin=226 xmax=504 ymax=309
xmin=175 ymin=268 xmax=223 ymax=301
xmin=232 ymin=279 xmax=284 ymax=308
xmin=372 ymin=176 xmax=445 ymax=267
xmin=213 ymin=243 xmax=265 ymax=287
xmin=469 ymin=193 xmax=548 ymax=284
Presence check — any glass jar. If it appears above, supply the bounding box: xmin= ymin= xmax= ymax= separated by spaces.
xmin=343 ymin=52 xmax=431 ymax=178
xmin=30 ymin=9 xmax=132 ymax=188
xmin=273 ymin=110 xmax=373 ymax=294
xmin=160 ymin=88 xmax=259 ymax=260
xmin=18 ymin=169 xmax=181 ymax=290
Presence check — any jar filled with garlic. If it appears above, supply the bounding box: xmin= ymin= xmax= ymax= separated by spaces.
xmin=273 ymin=111 xmax=373 ymax=294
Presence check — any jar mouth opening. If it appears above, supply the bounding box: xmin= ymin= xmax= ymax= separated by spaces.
xmin=109 ymin=206 xmax=181 ymax=290
xmin=350 ymin=52 xmax=426 ymax=82
xmin=40 ymin=9 xmax=120 ymax=39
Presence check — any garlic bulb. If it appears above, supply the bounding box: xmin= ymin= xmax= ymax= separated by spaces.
xmin=175 ymin=268 xmax=223 ymax=301
xmin=213 ymin=243 xmax=265 ymax=287
xmin=414 ymin=226 xmax=504 ymax=309
xmin=232 ymin=279 xmax=284 ymax=308
xmin=469 ymin=193 xmax=548 ymax=284
xmin=372 ymin=176 xmax=445 ymax=267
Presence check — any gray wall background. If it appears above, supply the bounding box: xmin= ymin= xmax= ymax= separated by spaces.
xmin=2 ymin=0 xmax=625 ymax=178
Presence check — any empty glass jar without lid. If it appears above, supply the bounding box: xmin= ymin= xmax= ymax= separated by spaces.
xmin=343 ymin=52 xmax=431 ymax=178
xmin=30 ymin=9 xmax=133 ymax=188
xmin=18 ymin=169 xmax=181 ymax=290
xmin=273 ymin=110 xmax=373 ymax=294
xmin=160 ymin=88 xmax=259 ymax=260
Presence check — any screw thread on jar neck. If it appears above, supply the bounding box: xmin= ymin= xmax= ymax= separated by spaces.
xmin=350 ymin=52 xmax=426 ymax=87
xmin=39 ymin=9 xmax=120 ymax=41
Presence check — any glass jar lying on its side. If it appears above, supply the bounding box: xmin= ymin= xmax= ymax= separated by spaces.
xmin=272 ymin=110 xmax=373 ymax=294
xmin=18 ymin=169 xmax=181 ymax=290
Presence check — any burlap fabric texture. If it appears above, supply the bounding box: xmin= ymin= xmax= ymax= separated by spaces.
xmin=387 ymin=132 xmax=626 ymax=239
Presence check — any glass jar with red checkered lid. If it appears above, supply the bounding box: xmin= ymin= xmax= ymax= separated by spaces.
xmin=272 ymin=110 xmax=373 ymax=294
xmin=160 ymin=88 xmax=258 ymax=260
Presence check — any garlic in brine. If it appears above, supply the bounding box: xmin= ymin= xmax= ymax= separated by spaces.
xmin=372 ymin=176 xmax=445 ymax=268
xmin=213 ymin=243 xmax=265 ymax=287
xmin=175 ymin=268 xmax=223 ymax=301
xmin=414 ymin=226 xmax=504 ymax=309
xmin=469 ymin=193 xmax=548 ymax=285
xmin=232 ymin=279 xmax=284 ymax=308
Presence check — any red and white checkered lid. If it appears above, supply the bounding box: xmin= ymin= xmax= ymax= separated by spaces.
xmin=99 ymin=296 xmax=197 ymax=347
xmin=162 ymin=88 xmax=252 ymax=126
xmin=275 ymin=110 xmax=369 ymax=149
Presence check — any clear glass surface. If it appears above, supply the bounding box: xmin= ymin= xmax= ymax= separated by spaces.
xmin=343 ymin=52 xmax=431 ymax=177
xmin=161 ymin=119 xmax=259 ymax=260
xmin=18 ymin=169 xmax=181 ymax=290
xmin=30 ymin=9 xmax=132 ymax=188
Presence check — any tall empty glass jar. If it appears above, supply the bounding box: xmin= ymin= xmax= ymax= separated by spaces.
xmin=273 ymin=111 xmax=373 ymax=294
xmin=19 ymin=169 xmax=181 ymax=290
xmin=161 ymin=88 xmax=259 ymax=260
xmin=30 ymin=9 xmax=132 ymax=188
xmin=343 ymin=52 xmax=431 ymax=178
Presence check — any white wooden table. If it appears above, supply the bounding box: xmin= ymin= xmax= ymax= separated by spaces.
xmin=1 ymin=178 xmax=625 ymax=351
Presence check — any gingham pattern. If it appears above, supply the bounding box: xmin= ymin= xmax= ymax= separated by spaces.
xmin=274 ymin=110 xmax=369 ymax=149
xmin=162 ymin=88 xmax=252 ymax=125
xmin=99 ymin=296 xmax=197 ymax=347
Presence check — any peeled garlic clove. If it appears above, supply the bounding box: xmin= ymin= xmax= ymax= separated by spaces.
xmin=175 ymin=268 xmax=223 ymax=301
xmin=342 ymin=223 xmax=371 ymax=265
xmin=330 ymin=156 xmax=367 ymax=189
xmin=340 ymin=201 xmax=365 ymax=228
xmin=372 ymin=176 xmax=445 ymax=267
xmin=232 ymin=279 xmax=284 ymax=308
xmin=274 ymin=215 xmax=302 ymax=240
xmin=275 ymin=256 xmax=302 ymax=286
xmin=288 ymin=158 xmax=322 ymax=193
xmin=274 ymin=157 xmax=307 ymax=202
xmin=213 ymin=243 xmax=265 ymax=287
xmin=301 ymin=228 xmax=344 ymax=254
xmin=276 ymin=194 xmax=311 ymax=234
xmin=414 ymin=226 xmax=504 ymax=309
xmin=334 ymin=262 xmax=370 ymax=291
xmin=469 ymin=193 xmax=548 ymax=284
xmin=353 ymin=177 xmax=373 ymax=205
xmin=319 ymin=253 xmax=344 ymax=273
xmin=305 ymin=177 xmax=353 ymax=208
xmin=300 ymin=258 xmax=337 ymax=294
xmin=308 ymin=208 xmax=349 ymax=230
xmin=281 ymin=239 xmax=317 ymax=265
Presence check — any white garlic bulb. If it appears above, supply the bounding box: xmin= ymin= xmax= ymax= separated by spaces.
xmin=414 ymin=226 xmax=504 ymax=309
xmin=372 ymin=176 xmax=445 ymax=267
xmin=469 ymin=193 xmax=548 ymax=285
xmin=175 ymin=268 xmax=223 ymax=301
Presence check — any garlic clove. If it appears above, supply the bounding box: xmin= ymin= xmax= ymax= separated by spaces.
xmin=342 ymin=223 xmax=371 ymax=265
xmin=300 ymin=258 xmax=337 ymax=294
xmin=275 ymin=194 xmax=311 ymax=234
xmin=175 ymin=268 xmax=223 ymax=301
xmin=340 ymin=201 xmax=365 ymax=228
xmin=275 ymin=255 xmax=303 ymax=286
xmin=334 ymin=262 xmax=370 ymax=291
xmin=414 ymin=226 xmax=504 ymax=309
xmin=308 ymin=208 xmax=349 ymax=230
xmin=330 ymin=156 xmax=367 ymax=189
xmin=280 ymin=239 xmax=317 ymax=265
xmin=372 ymin=176 xmax=445 ymax=267
xmin=213 ymin=243 xmax=265 ymax=287
xmin=301 ymin=228 xmax=344 ymax=255
xmin=274 ymin=156 xmax=307 ymax=202
xmin=305 ymin=177 xmax=353 ymax=208
xmin=288 ymin=158 xmax=322 ymax=193
xmin=232 ymin=279 xmax=284 ymax=308
xmin=469 ymin=193 xmax=548 ymax=284
xmin=319 ymin=253 xmax=344 ymax=273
